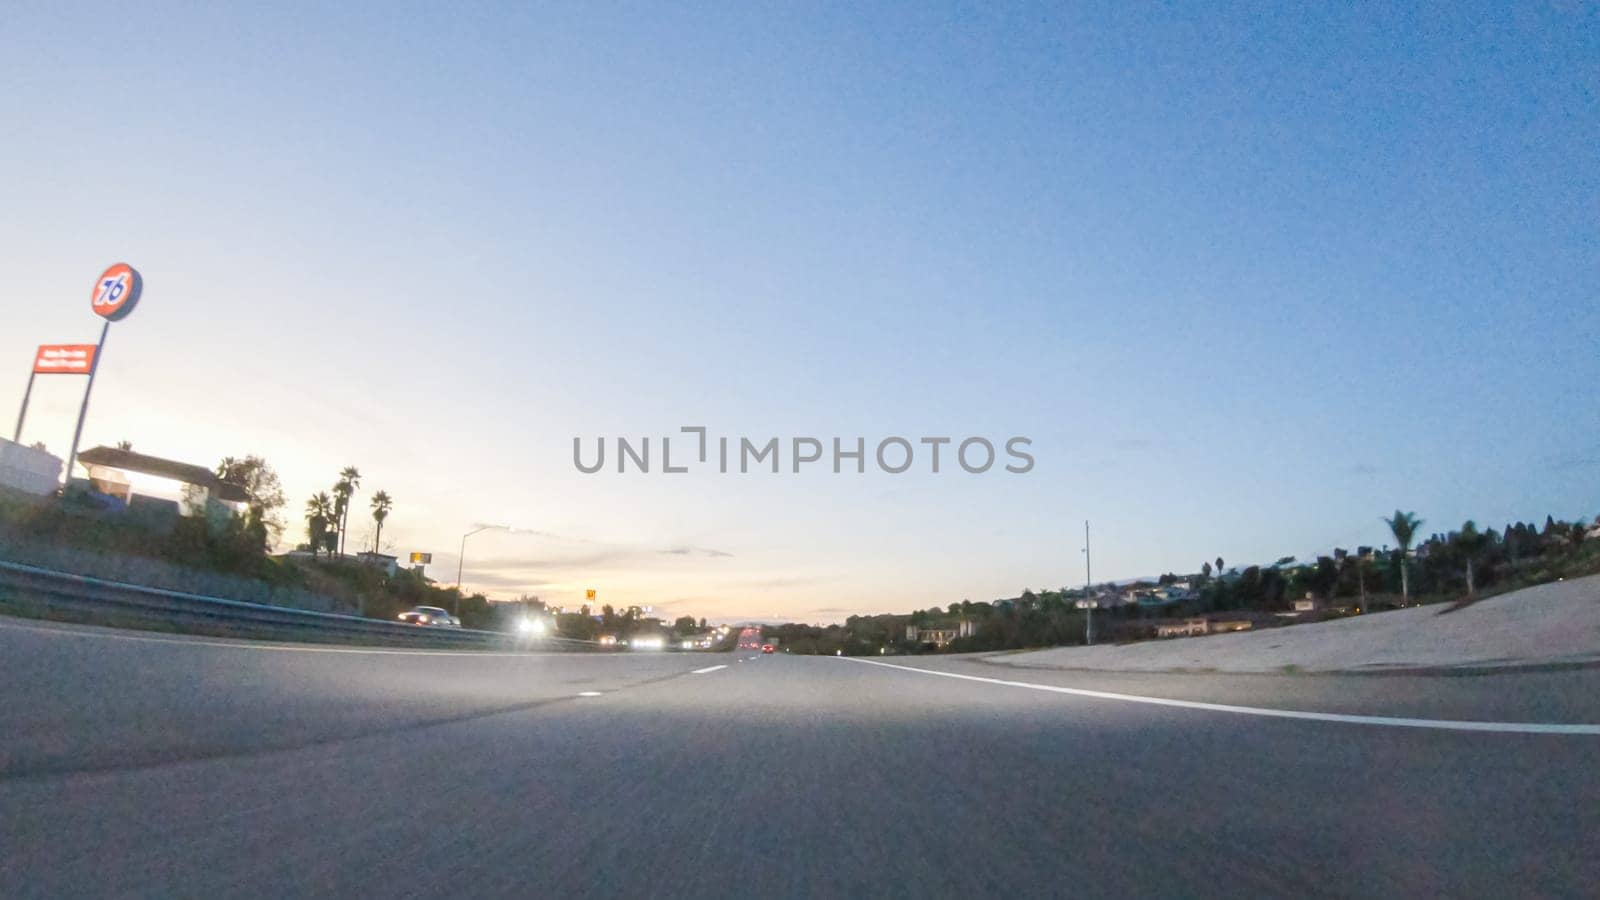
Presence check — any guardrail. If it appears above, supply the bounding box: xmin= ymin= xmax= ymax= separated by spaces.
xmin=0 ymin=560 xmax=584 ymax=650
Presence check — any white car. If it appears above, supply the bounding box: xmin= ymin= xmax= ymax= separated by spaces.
xmin=397 ymin=606 xmax=460 ymax=628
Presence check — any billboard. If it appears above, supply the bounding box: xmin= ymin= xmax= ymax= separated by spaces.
xmin=33 ymin=345 xmax=98 ymax=374
xmin=409 ymin=552 xmax=432 ymax=564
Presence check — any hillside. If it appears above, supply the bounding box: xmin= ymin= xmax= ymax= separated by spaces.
xmin=989 ymin=575 xmax=1600 ymax=674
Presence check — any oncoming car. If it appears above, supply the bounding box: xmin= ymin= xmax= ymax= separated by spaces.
xmin=397 ymin=606 xmax=460 ymax=628
xmin=761 ymin=644 xmax=776 ymax=654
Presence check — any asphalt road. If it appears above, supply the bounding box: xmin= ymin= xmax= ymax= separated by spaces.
xmin=2 ymin=617 xmax=1597 ymax=898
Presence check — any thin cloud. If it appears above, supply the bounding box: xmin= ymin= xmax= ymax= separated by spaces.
xmin=454 ymin=570 xmax=560 ymax=590
xmin=661 ymin=546 xmax=734 ymax=558
xmin=724 ymin=574 xmax=836 ymax=589
xmin=1547 ymin=445 xmax=1600 ymax=471
xmin=465 ymin=549 xmax=656 ymax=571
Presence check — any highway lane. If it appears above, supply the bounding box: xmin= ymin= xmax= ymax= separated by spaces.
xmin=0 ymin=617 xmax=720 ymax=779
xmin=2 ymin=622 xmax=1597 ymax=898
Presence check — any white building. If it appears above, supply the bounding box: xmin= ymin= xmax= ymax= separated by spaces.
xmin=0 ymin=438 xmax=63 ymax=496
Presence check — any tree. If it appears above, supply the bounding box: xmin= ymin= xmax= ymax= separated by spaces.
xmin=304 ymin=492 xmax=334 ymax=561
xmin=1351 ymin=553 xmax=1371 ymax=609
xmin=370 ymin=490 xmax=393 ymax=553
xmin=673 ymin=616 xmax=697 ymax=636
xmin=1308 ymin=556 xmax=1340 ymax=605
xmin=115 ymin=440 xmax=133 ymax=450
xmin=1569 ymin=521 xmax=1589 ymax=550
xmin=1384 ymin=510 xmax=1424 ymax=604
xmin=1215 ymin=557 xmax=1225 ymax=577
xmin=1455 ymin=521 xmax=1487 ymax=599
xmin=1201 ymin=561 xmax=1213 ymax=579
xmin=217 ymin=455 xmax=287 ymax=544
xmin=332 ymin=466 xmax=361 ymax=556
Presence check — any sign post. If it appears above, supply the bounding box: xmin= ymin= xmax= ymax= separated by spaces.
xmin=62 ymin=263 xmax=142 ymax=487
xmin=1075 ymin=599 xmax=1098 ymax=644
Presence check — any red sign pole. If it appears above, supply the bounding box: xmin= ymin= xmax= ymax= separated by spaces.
xmin=15 ymin=345 xmax=99 ymax=445
xmin=12 ymin=367 xmax=37 ymax=443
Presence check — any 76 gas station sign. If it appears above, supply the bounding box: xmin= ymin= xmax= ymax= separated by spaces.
xmin=91 ymin=263 xmax=142 ymax=321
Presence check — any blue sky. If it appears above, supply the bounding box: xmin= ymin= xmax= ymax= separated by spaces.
xmin=3 ymin=2 xmax=1596 ymax=621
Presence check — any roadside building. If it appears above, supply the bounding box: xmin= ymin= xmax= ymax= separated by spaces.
xmin=1151 ymin=585 xmax=1193 ymax=603
xmin=356 ymin=551 xmax=398 ymax=577
xmin=0 ymin=438 xmax=62 ymax=496
xmin=74 ymin=446 xmax=249 ymax=527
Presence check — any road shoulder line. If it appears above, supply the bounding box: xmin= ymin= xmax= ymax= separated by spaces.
xmin=839 ymin=656 xmax=1600 ymax=735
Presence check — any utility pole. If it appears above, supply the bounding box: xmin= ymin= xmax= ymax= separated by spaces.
xmin=1081 ymin=520 xmax=1095 ymax=645
xmin=1084 ymin=520 xmax=1092 ymax=595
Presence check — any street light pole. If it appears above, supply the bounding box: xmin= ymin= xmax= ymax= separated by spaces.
xmin=455 ymin=525 xmax=496 ymax=616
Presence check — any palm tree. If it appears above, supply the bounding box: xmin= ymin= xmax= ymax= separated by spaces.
xmin=370 ymin=490 xmax=393 ymax=553
xmin=1215 ymin=557 xmax=1225 ymax=577
xmin=1455 ymin=521 xmax=1487 ymax=599
xmin=332 ymin=466 xmax=361 ymax=556
xmin=305 ymin=492 xmax=334 ymax=561
xmin=1384 ymin=510 xmax=1424 ymax=604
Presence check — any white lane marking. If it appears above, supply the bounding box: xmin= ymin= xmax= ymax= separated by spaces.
xmin=840 ymin=657 xmax=1600 ymax=736
xmin=577 ymin=691 xmax=603 ymax=697
xmin=692 ymin=664 xmax=728 ymax=674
